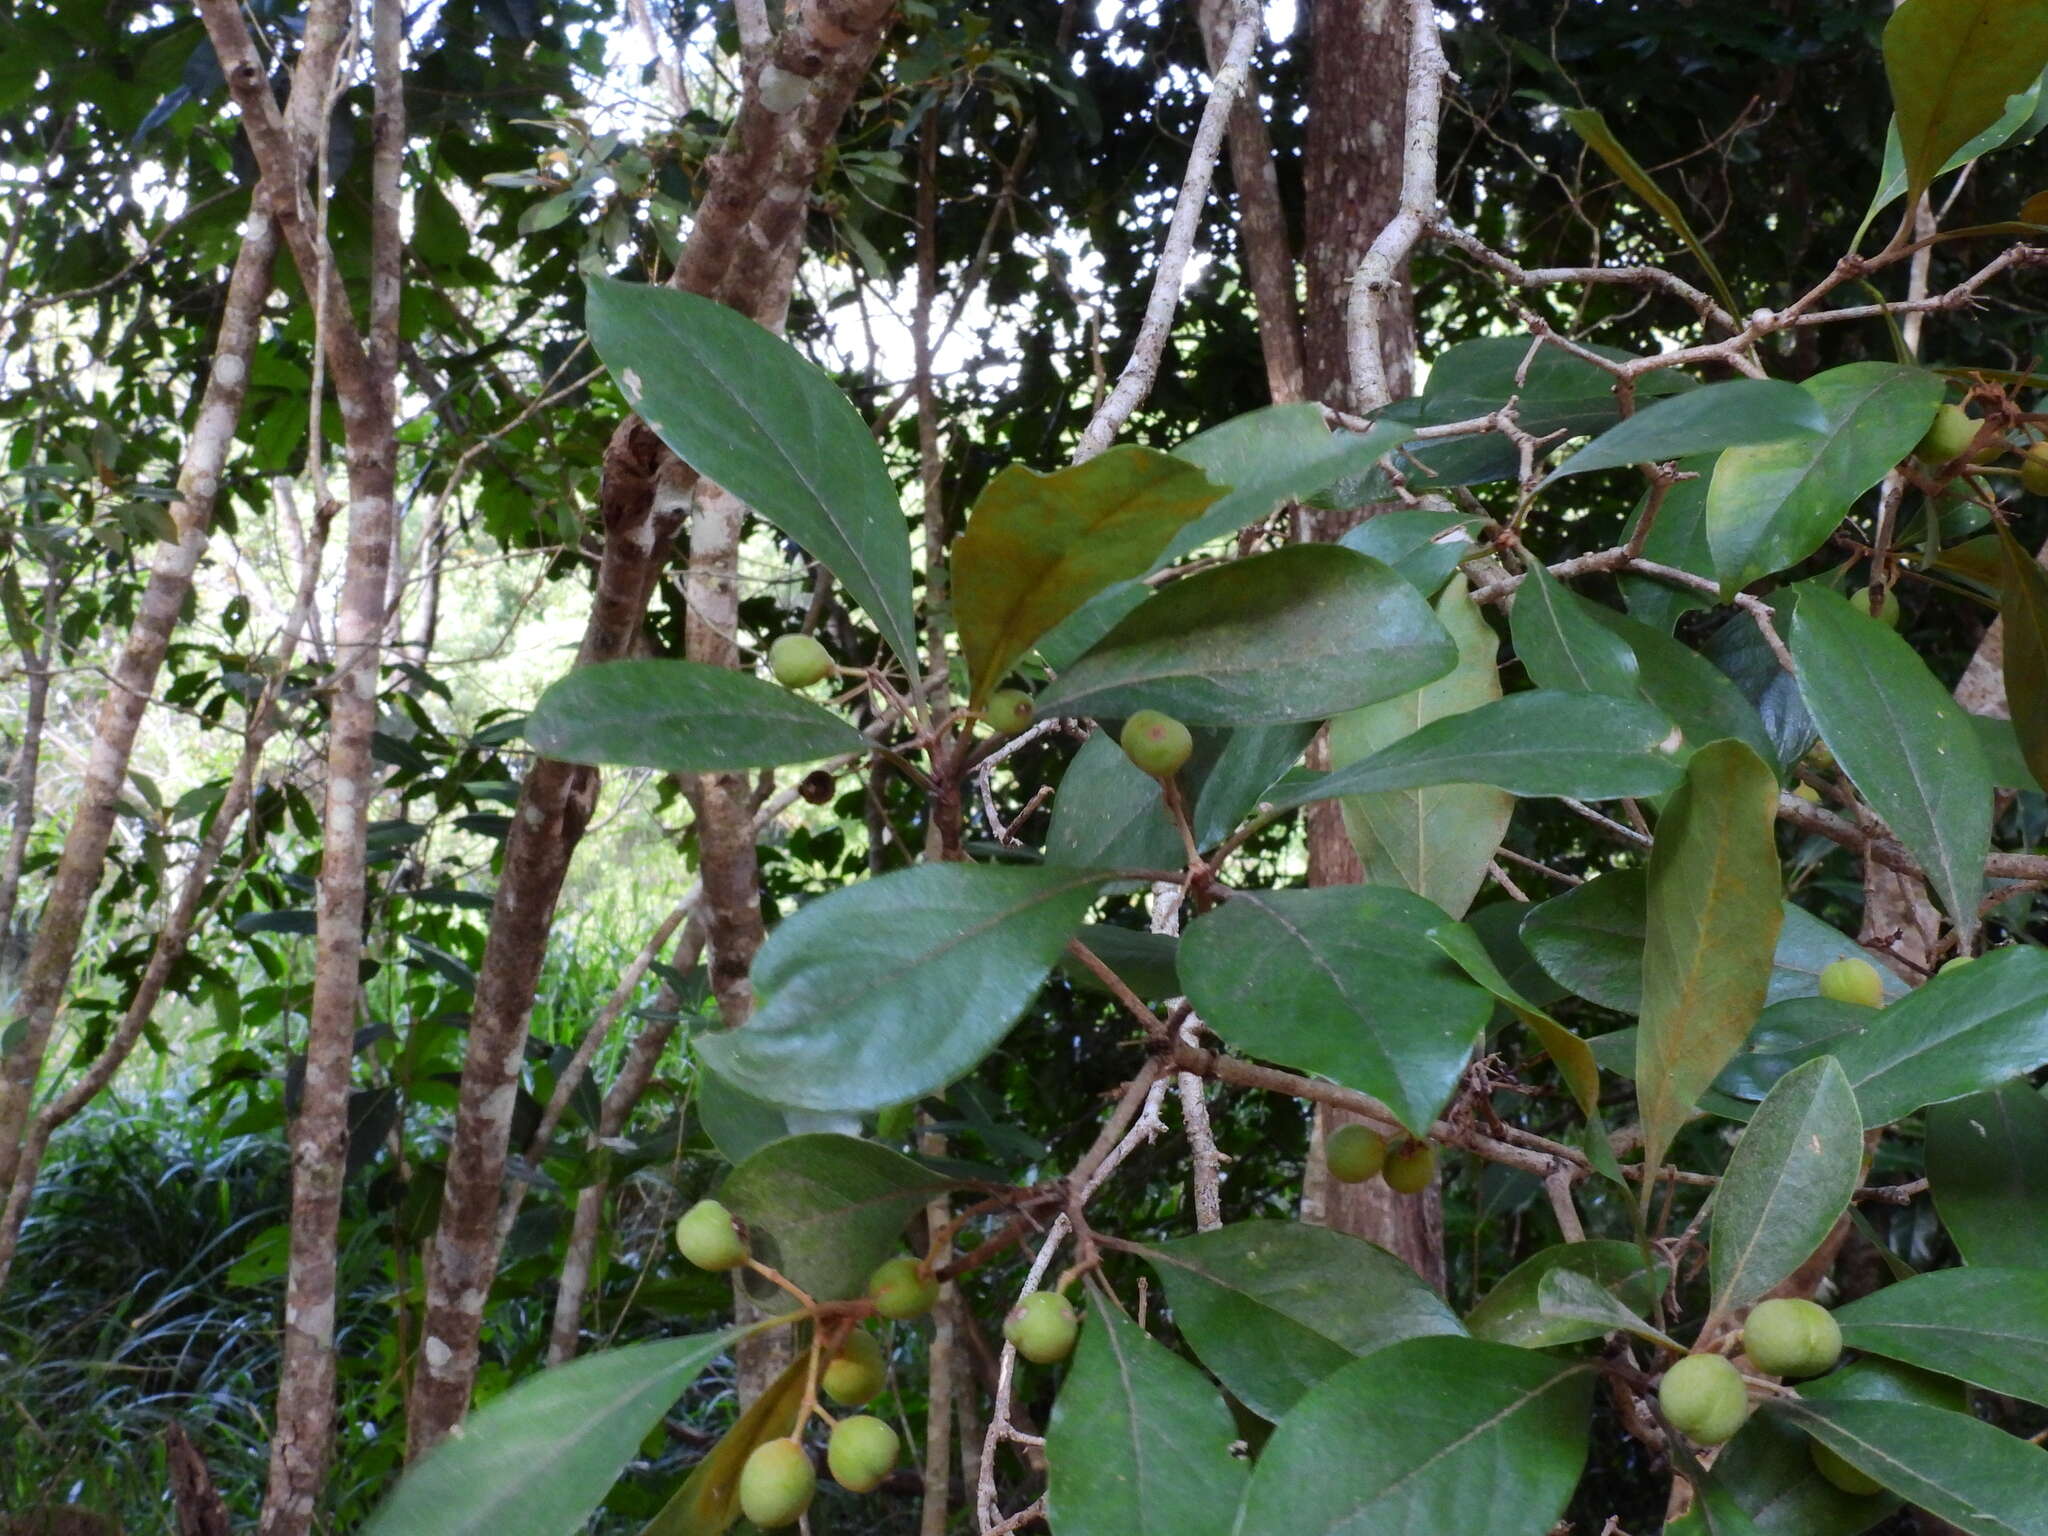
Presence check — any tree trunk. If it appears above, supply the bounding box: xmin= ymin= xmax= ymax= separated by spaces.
xmin=1294 ymin=0 xmax=1444 ymax=1291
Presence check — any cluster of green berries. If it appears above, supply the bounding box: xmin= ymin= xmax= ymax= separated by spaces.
xmin=1915 ymin=402 xmax=2048 ymax=494
xmin=1324 ymin=1124 xmax=1436 ymax=1194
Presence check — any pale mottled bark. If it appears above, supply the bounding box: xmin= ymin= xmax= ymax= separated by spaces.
xmin=0 ymin=583 xmax=56 ymax=957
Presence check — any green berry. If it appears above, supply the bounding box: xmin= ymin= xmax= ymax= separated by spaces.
xmin=1658 ymin=1352 xmax=1749 ymax=1446
xmin=1940 ymin=952 xmax=1977 ymax=973
xmin=738 ymin=1437 xmax=816 ymax=1528
xmin=1118 ymin=710 xmax=1192 ymax=778
xmin=866 ymin=1256 xmax=939 ymax=1320
xmin=1848 ymin=587 xmax=1901 ymax=628
xmin=1325 ymin=1124 xmax=1387 ymax=1184
xmin=822 ymin=1329 xmax=886 ymax=1407
xmin=1003 ymin=1291 xmax=1080 ymax=1364
xmin=986 ymin=689 xmax=1036 ymax=735
xmin=1810 ymin=1440 xmax=1885 ymax=1496
xmin=674 ymin=1199 xmax=747 ymax=1272
xmin=2023 ymin=442 xmax=2048 ymax=496
xmin=1793 ymin=782 xmax=1822 ymax=804
xmin=769 ymin=633 xmax=834 ymax=689
xmin=827 ymin=1414 xmax=900 ymax=1494
xmin=1383 ymin=1139 xmax=1437 ymax=1196
xmin=1818 ymin=957 xmax=1885 ymax=1009
xmin=1741 ymin=1297 xmax=1842 ymax=1379
xmin=1916 ymin=403 xmax=1980 ymax=465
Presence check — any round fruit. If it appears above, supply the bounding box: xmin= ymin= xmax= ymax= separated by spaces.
xmin=1940 ymin=952 xmax=1977 ymax=974
xmin=1003 ymin=1291 xmax=1080 ymax=1364
xmin=674 ymin=1199 xmax=747 ymax=1272
xmin=827 ymin=1414 xmax=900 ymax=1494
xmin=1793 ymin=782 xmax=1822 ymax=804
xmin=1658 ymin=1352 xmax=1750 ymax=1445
xmin=1383 ymin=1139 xmax=1437 ymax=1196
xmin=1848 ymin=587 xmax=1901 ymax=628
xmin=2023 ymin=442 xmax=2048 ymax=497
xmin=1325 ymin=1124 xmax=1388 ymax=1183
xmin=739 ymin=1437 xmax=816 ymax=1528
xmin=1810 ymin=1440 xmax=1885 ymax=1496
xmin=769 ymin=633 xmax=834 ymax=689
xmin=1818 ymin=957 xmax=1885 ymax=1009
xmin=1119 ymin=710 xmax=1193 ymax=778
xmin=822 ymin=1329 xmax=887 ymax=1407
xmin=986 ymin=689 xmax=1035 ymax=735
xmin=867 ymin=1256 xmax=939 ymax=1320
xmin=1917 ymin=403 xmax=1981 ymax=465
xmin=1741 ymin=1297 xmax=1842 ymax=1378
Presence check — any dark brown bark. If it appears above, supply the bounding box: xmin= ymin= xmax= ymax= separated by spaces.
xmin=166 ymin=1422 xmax=233 ymax=1536
xmin=1294 ymin=0 xmax=1444 ymax=1291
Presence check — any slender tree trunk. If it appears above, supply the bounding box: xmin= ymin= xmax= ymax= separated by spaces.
xmin=1294 ymin=0 xmax=1445 ymax=1291
xmin=0 ymin=580 xmax=56 ymax=955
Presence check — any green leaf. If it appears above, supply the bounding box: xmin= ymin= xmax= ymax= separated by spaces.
xmin=1331 ymin=575 xmax=1512 ymax=921
xmin=1178 ymin=886 xmax=1492 ymax=1136
xmin=1337 ymin=508 xmax=1482 ymax=596
xmin=718 ymin=1134 xmax=957 ymax=1302
xmin=1238 ymin=1336 xmax=1593 ymax=1536
xmin=584 ymin=277 xmax=916 ymax=667
xmin=1833 ymin=931 xmax=2048 ymax=1126
xmin=1834 ymin=1267 xmax=2048 ymax=1407
xmin=1512 ymin=558 xmax=1640 ymax=697
xmin=1707 ymin=997 xmax=1880 ymax=1106
xmin=1035 ymin=546 xmax=1455 ymax=726
xmin=695 ymin=1068 xmax=789 ymax=1166
xmin=1773 ymin=1396 xmax=2048 ymax=1533
xmin=639 ymin=1352 xmax=809 ymax=1536
xmin=1885 ymin=0 xmax=2048 ymax=205
xmin=1466 ymin=1240 xmax=1667 ymax=1350
xmin=1792 ymin=586 xmax=1994 ymax=940
xmin=1619 ymin=454 xmax=1718 ymax=631
xmin=1860 ymin=69 xmax=2048 ymax=241
xmin=1140 ymin=1221 xmax=1463 ymax=1421
xmin=1162 ymin=406 xmax=1407 ymax=563
xmin=524 ymin=659 xmax=866 ymax=774
xmin=360 ymin=1330 xmax=737 ymax=1536
xmin=1996 ymin=522 xmax=2048 ymax=791
xmin=1044 ymin=729 xmax=1180 ymax=871
xmin=1709 ymin=1056 xmax=1863 ymax=1316
xmin=1563 ymin=108 xmax=1740 ymax=318
xmin=1706 ymin=364 xmax=1945 ymax=591
xmin=1636 ymin=740 xmax=1785 ymax=1180
xmin=1972 ymin=713 xmax=2043 ymax=792
xmin=1928 ymin=1080 xmax=2048 ymax=1267
xmin=1429 ymin=921 xmax=1600 ymax=1118
xmin=1273 ymin=691 xmax=1684 ymax=810
xmin=953 ymin=447 xmax=1222 ymax=704
xmin=1547 ymin=380 xmax=1827 ymax=482
xmin=1534 ymin=1266 xmax=1684 ymax=1351
xmin=1187 ymin=722 xmax=1316 ymax=848
xmin=1044 ymin=1293 xmax=1249 ymax=1536
xmin=1584 ymin=607 xmax=1780 ymax=774
xmin=1061 ymin=924 xmax=1181 ymax=1001
xmin=696 ymin=864 xmax=1105 ymax=1112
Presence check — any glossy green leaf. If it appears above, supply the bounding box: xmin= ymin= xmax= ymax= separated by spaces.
xmin=1513 ymin=557 xmax=1639 ymax=697
xmin=1337 ymin=508 xmax=1482 ymax=596
xmin=1636 ymin=740 xmax=1785 ymax=1180
xmin=1331 ymin=575 xmax=1512 ymax=921
xmin=1429 ymin=921 xmax=1600 ymax=1117
xmin=1884 ymin=0 xmax=2048 ymax=204
xmin=1928 ymin=1081 xmax=2048 ymax=1267
xmin=1062 ymin=924 xmax=1182 ymax=1002
xmin=1035 ymin=545 xmax=1455 ymax=726
xmin=1620 ymin=454 xmax=1718 ymax=631
xmin=1273 ymin=691 xmax=1684 ymax=810
xmin=1996 ymin=522 xmax=2048 ymax=791
xmin=1710 ymin=1057 xmax=1863 ymax=1316
xmin=1043 ymin=1293 xmax=1249 ymax=1536
xmin=1793 ymin=586 xmax=1993 ymax=940
xmin=1044 ymin=729 xmax=1180 ymax=872
xmin=1413 ymin=335 xmax=1695 ymax=440
xmin=695 ymin=1069 xmax=791 ymax=1166
xmin=1706 ymin=997 xmax=1879 ymax=1106
xmin=525 ymin=659 xmax=867 ymax=773
xmin=1178 ymin=886 xmax=1491 ymax=1136
xmin=1773 ymin=1395 xmax=2048 ymax=1533
xmin=1533 ymin=1267 xmax=1683 ymax=1351
xmin=696 ymin=864 xmax=1105 ymax=1112
xmin=1706 ymin=364 xmax=1945 ymax=591
xmin=1162 ymin=406 xmax=1407 ymax=563
xmin=1035 ymin=579 xmax=1152 ymax=672
xmin=1835 ymin=1267 xmax=2048 ymax=1407
xmin=1141 ymin=1221 xmax=1463 ymax=1421
xmin=1548 ymin=380 xmax=1826 ymax=481
xmin=1972 ymin=713 xmax=2043 ymax=792
xmin=1860 ymin=69 xmax=2047 ymax=241
xmin=953 ymin=447 xmax=1222 ymax=703
xmin=1238 ymin=1336 xmax=1593 ymax=1536
xmin=1563 ymin=108 xmax=1739 ymax=317
xmin=1187 ymin=722 xmax=1316 ymax=848
xmin=1586 ymin=606 xmax=1779 ymax=773
xmin=360 ymin=1329 xmax=736 ymax=1536
xmin=1467 ymin=1240 xmax=1667 ymax=1350
xmin=584 ymin=277 xmax=916 ymax=666
xmin=719 ymin=1134 xmax=956 ymax=1302
xmin=1834 ymin=936 xmax=2048 ymax=1125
